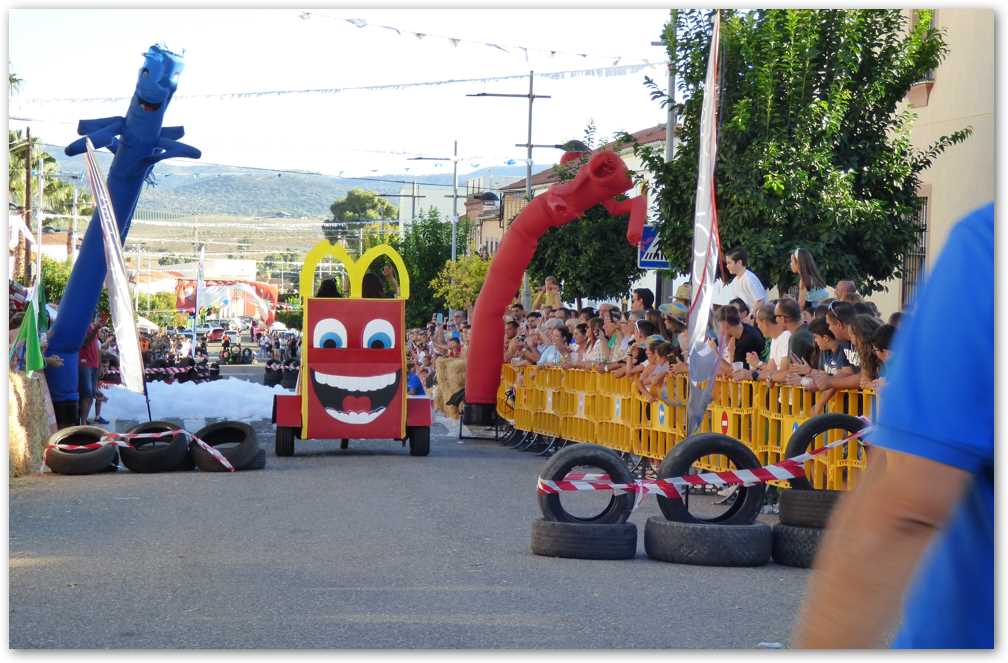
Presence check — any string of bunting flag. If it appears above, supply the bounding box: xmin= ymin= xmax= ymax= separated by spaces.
xmin=15 ymin=63 xmax=660 ymax=105
xmin=299 ymin=11 xmax=657 ymax=65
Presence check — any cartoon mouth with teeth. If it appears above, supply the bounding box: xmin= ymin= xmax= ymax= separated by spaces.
xmin=303 ymin=298 xmax=406 ymax=439
xmin=310 ymin=368 xmax=402 ymax=425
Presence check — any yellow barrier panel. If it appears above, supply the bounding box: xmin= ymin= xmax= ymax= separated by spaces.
xmin=500 ymin=365 xmax=875 ymax=491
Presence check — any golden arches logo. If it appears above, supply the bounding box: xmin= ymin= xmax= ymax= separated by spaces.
xmin=298 ymin=241 xmax=411 ymax=300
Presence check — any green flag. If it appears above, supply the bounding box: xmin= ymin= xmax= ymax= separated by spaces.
xmin=19 ymin=299 xmax=46 ymax=376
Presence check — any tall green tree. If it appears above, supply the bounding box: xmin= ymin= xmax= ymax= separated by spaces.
xmin=396 ymin=207 xmax=469 ymax=327
xmin=527 ymin=123 xmax=645 ymax=305
xmin=324 ymin=187 xmax=398 ymax=244
xmin=631 ymin=9 xmax=971 ymax=294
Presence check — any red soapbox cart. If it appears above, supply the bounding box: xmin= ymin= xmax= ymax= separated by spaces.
xmin=271 ymin=242 xmax=432 ymax=456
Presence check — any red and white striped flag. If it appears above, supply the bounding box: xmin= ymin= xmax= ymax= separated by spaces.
xmin=685 ymin=11 xmax=722 ymax=435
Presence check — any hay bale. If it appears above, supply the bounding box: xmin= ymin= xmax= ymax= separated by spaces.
xmin=432 ymin=357 xmax=466 ymax=419
xmin=8 ymin=374 xmax=55 ymax=477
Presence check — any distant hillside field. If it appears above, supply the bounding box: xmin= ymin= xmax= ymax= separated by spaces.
xmin=43 ymin=144 xmax=548 ymax=218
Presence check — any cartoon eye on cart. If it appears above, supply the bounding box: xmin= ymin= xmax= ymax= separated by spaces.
xmin=271 ymin=241 xmax=432 ymax=456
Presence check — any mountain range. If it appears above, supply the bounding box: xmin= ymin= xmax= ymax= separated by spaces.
xmin=43 ymin=143 xmax=550 ymax=218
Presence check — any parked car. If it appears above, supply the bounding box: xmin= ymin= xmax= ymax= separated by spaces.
xmin=207 ymin=327 xmax=226 ymax=342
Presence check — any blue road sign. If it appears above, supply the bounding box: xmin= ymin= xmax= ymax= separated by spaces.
xmin=638 ymin=225 xmax=670 ymax=270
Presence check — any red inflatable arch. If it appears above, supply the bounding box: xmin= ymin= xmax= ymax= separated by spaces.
xmin=463 ymin=150 xmax=646 ymax=426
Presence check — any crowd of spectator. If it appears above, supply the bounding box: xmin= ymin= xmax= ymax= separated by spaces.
xmin=498 ymin=251 xmax=901 ymax=412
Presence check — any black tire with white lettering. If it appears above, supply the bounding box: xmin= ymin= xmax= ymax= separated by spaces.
xmin=537 ymin=444 xmax=635 ymax=525
xmin=44 ymin=426 xmax=118 ymax=475
xmin=656 ymin=433 xmax=765 ymax=525
xmin=530 ymin=519 xmax=637 ymax=560
xmin=784 ymin=414 xmax=867 ymax=490
xmin=192 ymin=421 xmax=259 ymax=471
xmin=644 ymin=517 xmax=772 ymax=567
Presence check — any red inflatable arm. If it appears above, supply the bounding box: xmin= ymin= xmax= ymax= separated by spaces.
xmin=464 ymin=150 xmax=635 ymax=415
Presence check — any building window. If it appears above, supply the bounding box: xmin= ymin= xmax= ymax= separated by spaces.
xmin=901 ymin=197 xmax=929 ymax=309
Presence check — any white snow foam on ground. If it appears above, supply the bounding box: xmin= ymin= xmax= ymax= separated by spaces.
xmin=101 ymin=378 xmax=291 ymax=424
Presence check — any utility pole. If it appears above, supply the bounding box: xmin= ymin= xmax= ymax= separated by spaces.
xmin=21 ymin=126 xmax=32 ymax=282
xmin=377 ymin=182 xmax=428 ymax=234
xmin=68 ymin=185 xmax=79 ymax=261
xmin=652 ymin=9 xmax=678 ymax=305
xmin=466 ymin=72 xmax=551 ymax=308
xmin=35 ymin=153 xmax=44 ymax=282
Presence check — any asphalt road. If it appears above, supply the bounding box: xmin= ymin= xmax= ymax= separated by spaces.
xmin=10 ymin=418 xmax=811 ymax=649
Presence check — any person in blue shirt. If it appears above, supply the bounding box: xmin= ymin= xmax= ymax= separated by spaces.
xmin=793 ymin=203 xmax=994 ymax=648
xmin=406 ymin=361 xmax=425 ymax=396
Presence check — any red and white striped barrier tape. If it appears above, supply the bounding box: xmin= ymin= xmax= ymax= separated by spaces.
xmin=264 ymin=363 xmax=300 ymax=371
xmin=537 ymin=423 xmax=872 ymax=509
xmin=41 ymin=428 xmax=236 ymax=474
xmin=106 ymin=366 xmax=212 ymax=376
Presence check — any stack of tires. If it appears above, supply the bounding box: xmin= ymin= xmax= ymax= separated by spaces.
xmin=642 ymin=433 xmax=772 ymax=567
xmin=529 ymin=434 xmax=773 ymax=566
xmin=770 ymin=414 xmax=866 ymax=568
xmin=44 ymin=420 xmax=266 ymax=475
xmin=531 ymin=445 xmax=639 ymax=560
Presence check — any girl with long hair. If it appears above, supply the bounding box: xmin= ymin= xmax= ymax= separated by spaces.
xmin=790 ymin=248 xmax=830 ymax=309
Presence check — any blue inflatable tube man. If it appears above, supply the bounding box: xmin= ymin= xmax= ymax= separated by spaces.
xmin=45 ymin=45 xmax=201 ymax=422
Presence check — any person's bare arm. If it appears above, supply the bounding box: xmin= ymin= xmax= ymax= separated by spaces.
xmin=792 ymin=449 xmax=971 ymax=648
xmin=814 ymin=367 xmax=860 ymax=391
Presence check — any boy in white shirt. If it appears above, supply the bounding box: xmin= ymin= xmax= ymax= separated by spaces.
xmin=725 ymin=247 xmax=768 ymax=312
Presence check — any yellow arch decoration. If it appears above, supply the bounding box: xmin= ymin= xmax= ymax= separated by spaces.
xmin=297 ymin=241 xmax=410 ymax=300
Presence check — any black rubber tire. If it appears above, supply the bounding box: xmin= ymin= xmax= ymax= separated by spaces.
xmin=120 ymin=429 xmax=190 ymax=473
xmin=192 ymin=421 xmax=259 ymax=471
xmin=530 ymin=519 xmax=637 ymax=560
xmin=784 ymin=413 xmax=867 ymax=490
xmin=643 ymin=516 xmax=772 ymax=567
xmin=275 ymin=426 xmax=295 ymax=457
xmin=407 ymin=426 xmax=430 ymax=456
xmin=239 ymin=447 xmax=267 ymax=471
xmin=656 ymin=433 xmax=766 ymax=525
xmin=778 ymin=489 xmax=842 ymax=529
xmin=123 ymin=420 xmax=193 ymax=471
xmin=537 ymin=444 xmax=635 ymax=525
xmin=44 ymin=426 xmax=119 ymax=475
xmin=771 ymin=523 xmax=824 ymax=569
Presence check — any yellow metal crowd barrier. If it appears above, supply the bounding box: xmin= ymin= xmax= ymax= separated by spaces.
xmin=496 ymin=364 xmax=875 ymax=491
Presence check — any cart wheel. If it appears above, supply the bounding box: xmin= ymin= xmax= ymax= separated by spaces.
xmin=341 ymin=439 xmax=349 ymax=450
xmin=275 ymin=426 xmax=295 ymax=457
xmin=407 ymin=426 xmax=430 ymax=456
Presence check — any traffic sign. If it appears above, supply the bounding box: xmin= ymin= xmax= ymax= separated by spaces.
xmin=638 ymin=226 xmax=669 ymax=270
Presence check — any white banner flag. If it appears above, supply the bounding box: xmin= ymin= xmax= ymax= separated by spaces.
xmin=685 ymin=12 xmax=722 ymax=435
xmin=84 ymin=138 xmax=146 ymax=394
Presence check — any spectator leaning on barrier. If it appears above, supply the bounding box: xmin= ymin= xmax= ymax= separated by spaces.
xmin=793 ymin=203 xmax=993 ymax=649
xmin=717 ymin=305 xmax=765 ymax=377
xmin=537 ymin=325 xmax=572 ymax=366
xmin=777 ymin=297 xmax=816 ymax=374
xmin=583 ymin=316 xmax=609 ymax=368
xmin=849 ymin=314 xmax=883 ymax=389
xmin=814 ymin=300 xmax=861 ymax=392
xmin=725 ymin=247 xmax=768 ymax=312
xmin=744 ymin=303 xmax=783 ymax=382
xmin=600 ymin=308 xmax=625 ymax=371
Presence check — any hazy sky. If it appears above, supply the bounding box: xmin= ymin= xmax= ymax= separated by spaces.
xmin=9 ymin=8 xmax=673 ymax=178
